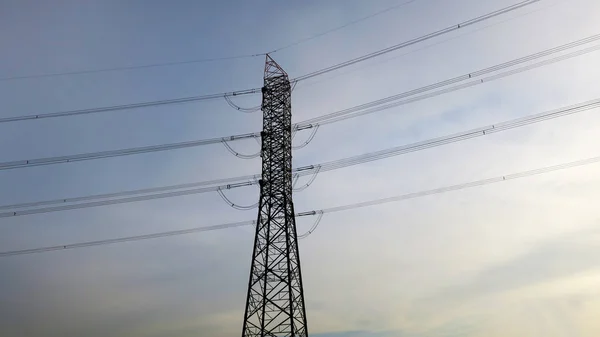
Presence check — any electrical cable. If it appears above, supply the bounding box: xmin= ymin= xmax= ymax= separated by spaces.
xmin=293 ymin=165 xmax=322 ymax=192
xmin=0 ymin=0 xmax=421 ymax=82
xmin=1 ymin=0 xmax=541 ymax=124
xmin=295 ymin=0 xmax=566 ymax=91
xmin=294 ymin=33 xmax=600 ymax=128
xmin=0 ymin=174 xmax=260 ymax=211
xmin=3 ymin=153 xmax=599 ymax=257
xmin=297 ymin=98 xmax=600 ymax=173
xmin=304 ymin=43 xmax=600 ymax=127
xmin=297 ymin=211 xmax=324 ymax=239
xmin=0 ymin=181 xmax=258 ymax=218
xmin=0 ymin=87 xmax=261 ymax=124
xmin=0 ymin=54 xmax=265 ymax=82
xmin=269 ymin=0 xmax=421 ymax=53
xmin=308 ymin=156 xmax=600 ymax=216
xmin=4 ymin=35 xmax=597 ymax=171
xmin=0 ymin=220 xmax=256 ymax=257
xmin=295 ymin=154 xmax=600 ymax=239
xmin=221 ymin=139 xmax=261 ymax=159
xmin=292 ymin=125 xmax=320 ymax=149
xmin=291 ymin=0 xmax=541 ymax=82
xmin=292 ymin=173 xmax=301 ymax=189
xmin=1 ymin=98 xmax=597 ymax=217
xmin=223 ymin=95 xmax=262 ymax=113
xmin=217 ymin=187 xmax=259 ymax=210
xmin=0 ymin=132 xmax=260 ymax=171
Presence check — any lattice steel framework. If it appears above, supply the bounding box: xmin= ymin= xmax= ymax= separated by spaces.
xmin=241 ymin=55 xmax=308 ymax=337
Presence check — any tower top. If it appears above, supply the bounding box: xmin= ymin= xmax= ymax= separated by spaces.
xmin=264 ymin=54 xmax=288 ymax=79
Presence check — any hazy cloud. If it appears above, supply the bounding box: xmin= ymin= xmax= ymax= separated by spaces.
xmin=1 ymin=0 xmax=600 ymax=336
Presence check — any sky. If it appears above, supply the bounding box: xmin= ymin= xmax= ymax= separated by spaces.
xmin=1 ymin=0 xmax=600 ymax=336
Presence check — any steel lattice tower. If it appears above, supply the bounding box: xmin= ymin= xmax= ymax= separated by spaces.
xmin=241 ymin=55 xmax=308 ymax=337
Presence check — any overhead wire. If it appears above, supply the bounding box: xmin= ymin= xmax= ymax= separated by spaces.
xmin=295 ymin=155 xmax=600 ymax=238
xmin=305 ymin=44 xmax=600 ymax=127
xmin=0 ymin=174 xmax=260 ymax=211
xmin=223 ymin=95 xmax=262 ymax=113
xmin=221 ymin=139 xmax=261 ymax=159
xmin=0 ymin=132 xmax=260 ymax=171
xmin=0 ymin=0 xmax=420 ymax=82
xmin=1 ymin=98 xmax=597 ymax=217
xmin=1 ymin=0 xmax=541 ymax=124
xmin=293 ymin=166 xmax=322 ymax=192
xmin=295 ymin=0 xmax=566 ymax=90
xmin=217 ymin=187 xmax=259 ymax=210
xmin=291 ymin=0 xmax=542 ymax=82
xmin=269 ymin=0 xmax=421 ymax=53
xmin=3 ymin=153 xmax=599 ymax=257
xmin=0 ymin=54 xmax=265 ymax=82
xmin=0 ymin=220 xmax=256 ymax=257
xmin=297 ymin=211 xmax=324 ymax=239
xmin=0 ymin=181 xmax=258 ymax=218
xmin=292 ymin=125 xmax=320 ymax=150
xmin=3 ymin=34 xmax=598 ymax=171
xmin=293 ymin=98 xmax=600 ymax=172
xmin=3 ymin=1 xmax=591 ymax=258
xmin=0 ymin=87 xmax=262 ymax=124
xmin=295 ymin=33 xmax=600 ymax=127
xmin=311 ymin=157 xmax=600 ymax=215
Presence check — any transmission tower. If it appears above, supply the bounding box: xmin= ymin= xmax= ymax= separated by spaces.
xmin=241 ymin=55 xmax=309 ymax=337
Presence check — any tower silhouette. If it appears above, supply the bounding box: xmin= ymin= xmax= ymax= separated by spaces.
xmin=241 ymin=55 xmax=309 ymax=337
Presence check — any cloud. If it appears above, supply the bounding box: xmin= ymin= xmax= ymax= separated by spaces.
xmin=311 ymin=331 xmax=404 ymax=337
xmin=408 ymin=226 xmax=600 ymax=337
xmin=422 ymin=225 xmax=600 ymax=304
xmin=0 ymin=235 xmax=252 ymax=337
xmin=2 ymin=0 xmax=600 ymax=336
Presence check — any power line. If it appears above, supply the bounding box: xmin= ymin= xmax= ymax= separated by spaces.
xmin=2 ymin=1 xmax=541 ymax=125
xmin=3 ymin=153 xmax=598 ymax=258
xmin=0 ymin=1 xmax=420 ymax=82
xmin=0 ymin=220 xmax=255 ymax=257
xmin=312 ymin=156 xmax=600 ymax=215
xmin=2 ymin=98 xmax=597 ymax=217
xmin=0 ymin=54 xmax=265 ymax=82
xmin=0 ymin=87 xmax=261 ymax=124
xmin=0 ymin=174 xmax=259 ymax=211
xmin=0 ymin=132 xmax=260 ymax=171
xmin=301 ymin=44 xmax=600 ymax=127
xmin=304 ymin=98 xmax=600 ymax=171
xmin=269 ymin=0 xmax=421 ymax=53
xmin=3 ymin=35 xmax=597 ymax=171
xmin=295 ymin=0 xmax=566 ymax=90
xmin=0 ymin=181 xmax=257 ymax=218
xmin=291 ymin=0 xmax=542 ymax=82
xmin=295 ymin=33 xmax=600 ymax=127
